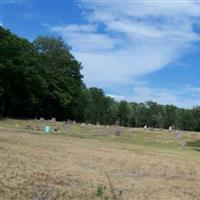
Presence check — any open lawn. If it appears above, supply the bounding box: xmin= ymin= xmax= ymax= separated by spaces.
xmin=0 ymin=119 xmax=200 ymax=200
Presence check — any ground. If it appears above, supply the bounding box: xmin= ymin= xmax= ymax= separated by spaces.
xmin=0 ymin=119 xmax=200 ymax=200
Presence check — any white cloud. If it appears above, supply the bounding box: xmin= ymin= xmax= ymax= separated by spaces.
xmin=109 ymin=84 xmax=200 ymax=108
xmin=75 ymin=46 xmax=178 ymax=87
xmin=84 ymin=0 xmax=200 ymax=19
xmin=107 ymin=94 xmax=126 ymax=102
xmin=51 ymin=24 xmax=117 ymax=52
xmin=50 ymin=0 xmax=200 ymax=106
xmin=52 ymin=24 xmax=96 ymax=34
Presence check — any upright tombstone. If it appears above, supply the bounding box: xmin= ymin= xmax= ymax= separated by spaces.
xmin=169 ymin=126 xmax=172 ymax=133
xmin=81 ymin=123 xmax=86 ymax=127
xmin=115 ymin=127 xmax=122 ymax=136
xmin=51 ymin=117 xmax=56 ymax=122
xmin=144 ymin=125 xmax=147 ymax=129
xmin=63 ymin=120 xmax=67 ymax=128
xmin=115 ymin=120 xmax=121 ymax=136
xmin=67 ymin=119 xmax=73 ymax=124
xmin=115 ymin=120 xmax=120 ymax=126
xmin=176 ymin=130 xmax=181 ymax=140
xmin=96 ymin=122 xmax=100 ymax=128
xmin=44 ymin=126 xmax=50 ymax=134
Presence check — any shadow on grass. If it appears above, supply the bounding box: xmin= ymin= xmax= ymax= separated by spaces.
xmin=186 ymin=140 xmax=200 ymax=152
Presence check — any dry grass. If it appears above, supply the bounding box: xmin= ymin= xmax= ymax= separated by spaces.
xmin=0 ymin=119 xmax=200 ymax=200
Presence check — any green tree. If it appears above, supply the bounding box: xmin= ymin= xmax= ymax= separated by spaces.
xmin=33 ymin=36 xmax=84 ymax=119
xmin=118 ymin=100 xmax=129 ymax=126
xmin=2 ymin=27 xmax=200 ymax=132
xmin=104 ymin=96 xmax=119 ymax=125
xmin=84 ymin=87 xmax=106 ymax=124
xmin=161 ymin=105 xmax=177 ymax=129
xmin=175 ymin=109 xmax=195 ymax=131
xmin=0 ymin=27 xmax=46 ymax=117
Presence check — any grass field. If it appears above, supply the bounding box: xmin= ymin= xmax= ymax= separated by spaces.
xmin=0 ymin=119 xmax=200 ymax=200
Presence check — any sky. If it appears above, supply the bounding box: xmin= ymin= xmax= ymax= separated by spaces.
xmin=2 ymin=0 xmax=200 ymax=108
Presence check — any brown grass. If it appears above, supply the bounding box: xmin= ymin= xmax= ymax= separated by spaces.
xmin=0 ymin=119 xmax=200 ymax=200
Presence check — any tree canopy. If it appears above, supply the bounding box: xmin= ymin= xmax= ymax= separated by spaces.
xmin=1 ymin=27 xmax=200 ymax=131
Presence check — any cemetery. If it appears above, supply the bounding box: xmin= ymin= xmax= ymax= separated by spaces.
xmin=0 ymin=119 xmax=200 ymax=200
xmin=1 ymin=3 xmax=200 ymax=199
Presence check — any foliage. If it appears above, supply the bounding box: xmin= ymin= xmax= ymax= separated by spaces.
xmin=0 ymin=28 xmax=84 ymax=120
xmin=96 ymin=185 xmax=109 ymax=200
xmin=1 ymin=27 xmax=200 ymax=131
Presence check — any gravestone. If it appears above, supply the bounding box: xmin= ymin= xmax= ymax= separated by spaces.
xmin=44 ymin=126 xmax=50 ymax=134
xmin=96 ymin=122 xmax=100 ymax=128
xmin=81 ymin=123 xmax=86 ymax=127
xmin=176 ymin=130 xmax=181 ymax=140
xmin=51 ymin=117 xmax=56 ymax=122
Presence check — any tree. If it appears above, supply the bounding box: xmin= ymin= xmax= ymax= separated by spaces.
xmin=0 ymin=28 xmax=84 ymax=120
xmin=84 ymin=87 xmax=106 ymax=124
xmin=0 ymin=27 xmax=46 ymax=117
xmin=104 ymin=96 xmax=119 ymax=125
xmin=33 ymin=36 xmax=84 ymax=120
xmin=146 ymin=101 xmax=162 ymax=128
xmin=118 ymin=100 xmax=129 ymax=126
xmin=175 ymin=109 xmax=195 ymax=131
xmin=161 ymin=105 xmax=177 ymax=129
xmin=190 ymin=106 xmax=200 ymax=131
xmin=2 ymin=27 xmax=200 ymax=132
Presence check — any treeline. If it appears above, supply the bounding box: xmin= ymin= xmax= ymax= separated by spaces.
xmin=1 ymin=27 xmax=200 ymax=131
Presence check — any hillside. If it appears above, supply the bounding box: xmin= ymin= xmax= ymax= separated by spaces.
xmin=1 ymin=119 xmax=200 ymax=200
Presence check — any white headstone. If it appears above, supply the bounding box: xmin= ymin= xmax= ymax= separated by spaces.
xmin=176 ymin=131 xmax=181 ymax=139
xmin=81 ymin=123 xmax=86 ymax=127
xmin=51 ymin=117 xmax=56 ymax=122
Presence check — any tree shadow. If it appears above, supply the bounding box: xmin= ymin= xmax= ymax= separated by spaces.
xmin=186 ymin=140 xmax=200 ymax=152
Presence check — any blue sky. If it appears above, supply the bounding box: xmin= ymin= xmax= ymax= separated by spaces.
xmin=2 ymin=0 xmax=200 ymax=108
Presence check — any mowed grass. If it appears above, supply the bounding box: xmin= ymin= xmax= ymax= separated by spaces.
xmin=0 ymin=119 xmax=200 ymax=200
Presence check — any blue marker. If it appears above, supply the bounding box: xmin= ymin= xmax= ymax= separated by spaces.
xmin=44 ymin=126 xmax=50 ymax=133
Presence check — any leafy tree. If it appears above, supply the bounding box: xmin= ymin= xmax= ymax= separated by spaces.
xmin=84 ymin=87 xmax=106 ymax=124
xmin=175 ymin=109 xmax=196 ymax=131
xmin=118 ymin=100 xmax=129 ymax=126
xmin=0 ymin=27 xmax=46 ymax=117
xmin=161 ymin=105 xmax=177 ymax=129
xmin=104 ymin=96 xmax=119 ymax=125
xmin=146 ymin=101 xmax=162 ymax=128
xmin=33 ymin=36 xmax=84 ymax=119
xmin=1 ymin=27 xmax=200 ymax=132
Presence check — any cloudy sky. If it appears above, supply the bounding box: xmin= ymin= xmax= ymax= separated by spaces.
xmin=2 ymin=0 xmax=200 ymax=107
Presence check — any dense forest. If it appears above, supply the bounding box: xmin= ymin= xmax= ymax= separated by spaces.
xmin=1 ymin=27 xmax=200 ymax=131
